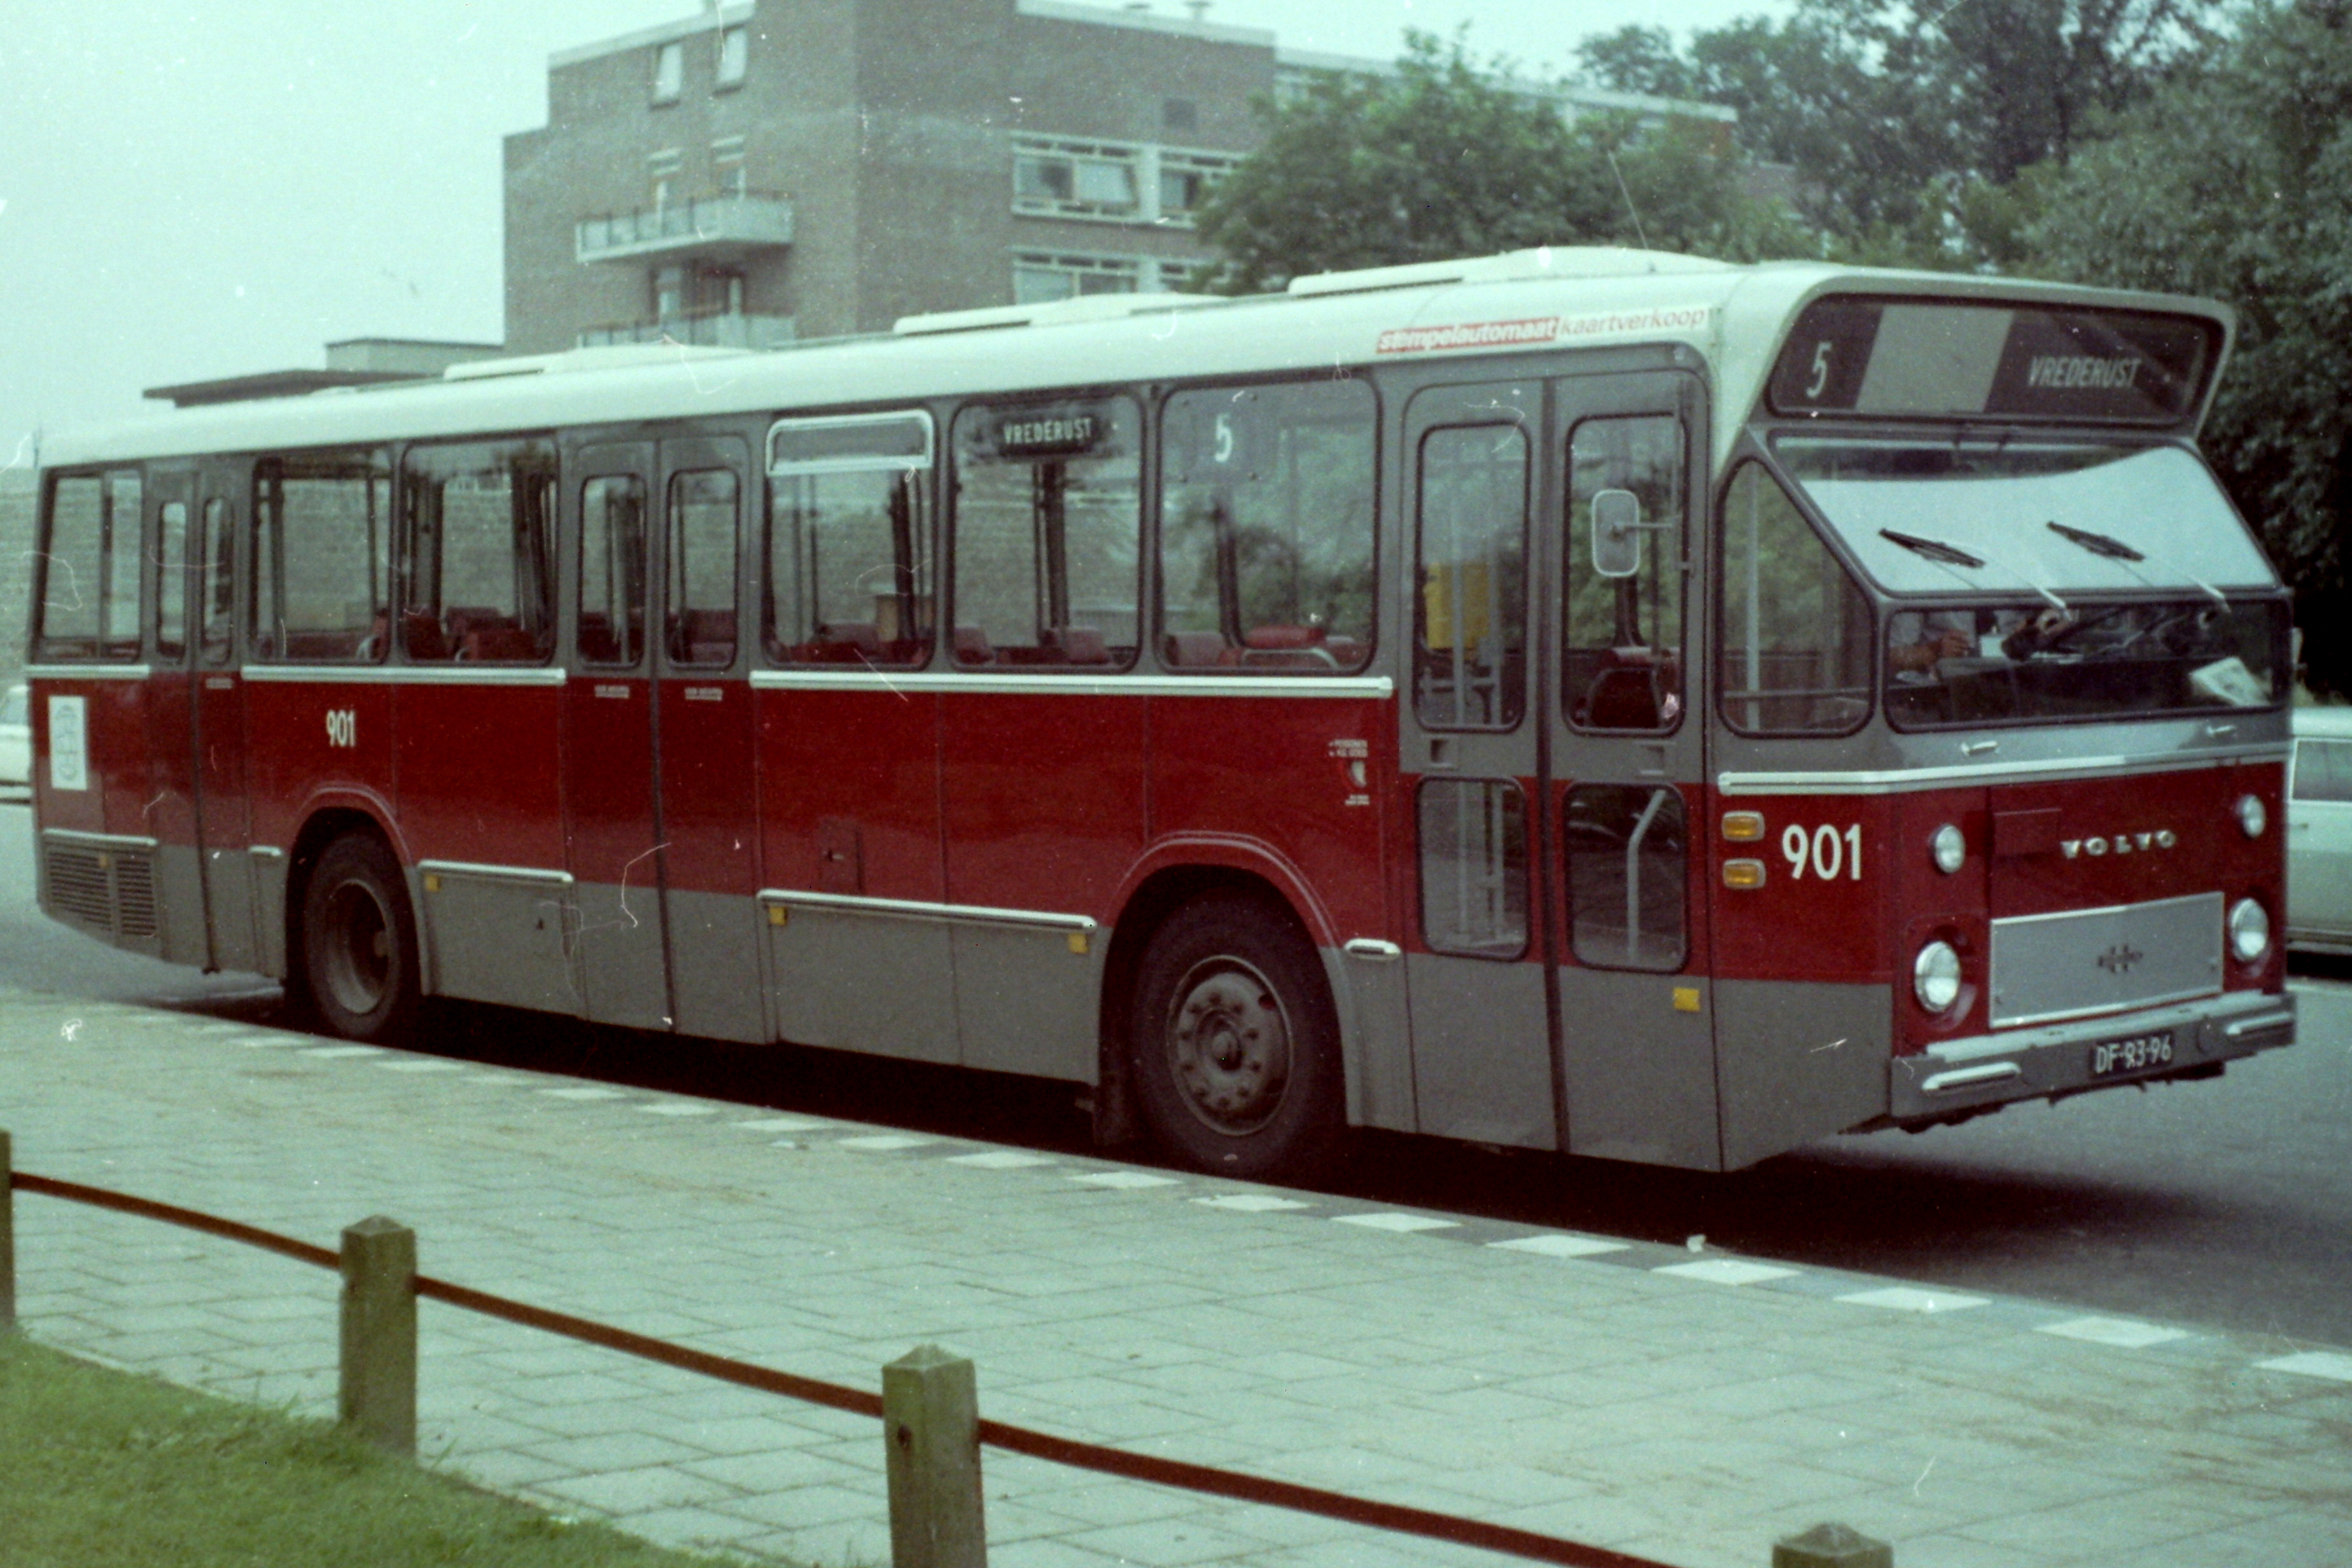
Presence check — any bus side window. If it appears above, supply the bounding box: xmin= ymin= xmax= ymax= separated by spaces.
xmin=951 ymin=397 xmax=1140 ymax=669
xmin=35 ymin=475 xmax=105 ymax=660
xmin=199 ymin=499 xmax=235 ymax=666
xmin=668 ymin=470 xmax=739 ymax=668
xmin=1158 ymin=379 xmax=1375 ymax=672
xmin=580 ymin=476 xmax=648 ymax=668
xmin=252 ymin=452 xmax=390 ymax=664
xmin=1415 ymin=424 xmax=1527 ymax=730
xmin=1565 ymin=415 xmax=1683 ymax=732
xmin=1718 ymin=463 xmax=1872 ymax=734
xmin=399 ymin=440 xmax=558 ymax=663
xmin=765 ymin=411 xmax=934 ymax=667
xmin=155 ymin=501 xmax=190 ymax=660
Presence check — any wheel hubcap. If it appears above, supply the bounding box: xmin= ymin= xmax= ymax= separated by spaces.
xmin=1165 ymin=957 xmax=1291 ymax=1136
xmin=321 ymin=879 xmax=393 ymax=1017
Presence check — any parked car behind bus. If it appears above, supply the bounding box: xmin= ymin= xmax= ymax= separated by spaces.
xmin=2288 ymin=706 xmax=2352 ymax=951
xmin=0 ymin=684 xmax=31 ymax=791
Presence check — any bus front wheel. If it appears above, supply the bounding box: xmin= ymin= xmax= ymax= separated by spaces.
xmin=300 ymin=834 xmax=421 ymax=1043
xmin=1129 ymin=893 xmax=1343 ymax=1181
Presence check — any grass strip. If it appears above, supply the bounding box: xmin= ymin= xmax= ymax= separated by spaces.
xmin=0 ymin=1334 xmax=792 ymax=1567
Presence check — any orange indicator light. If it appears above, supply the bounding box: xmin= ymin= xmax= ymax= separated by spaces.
xmin=1723 ymin=858 xmax=1766 ymax=889
xmin=1721 ymin=811 xmax=1765 ymax=841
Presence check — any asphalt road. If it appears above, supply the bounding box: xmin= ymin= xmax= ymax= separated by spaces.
xmin=4 ymin=796 xmax=2347 ymax=1347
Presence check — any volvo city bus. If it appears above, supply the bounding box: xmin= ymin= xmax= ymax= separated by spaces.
xmin=24 ymin=248 xmax=2297 ymax=1178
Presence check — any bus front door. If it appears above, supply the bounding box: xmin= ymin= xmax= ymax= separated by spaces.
xmin=1401 ymin=370 xmax=1718 ymax=1167
xmin=1545 ymin=370 xmax=1717 ymax=1168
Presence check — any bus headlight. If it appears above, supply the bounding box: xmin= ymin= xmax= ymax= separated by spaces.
xmin=1931 ymin=824 xmax=1966 ymax=874
xmin=2229 ymin=898 xmax=2271 ymax=964
xmin=1913 ymin=941 xmax=1963 ymax=1013
xmin=2236 ymin=794 xmax=2267 ymax=838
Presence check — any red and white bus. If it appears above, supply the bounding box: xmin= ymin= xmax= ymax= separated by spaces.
xmin=25 ymin=248 xmax=2296 ymax=1177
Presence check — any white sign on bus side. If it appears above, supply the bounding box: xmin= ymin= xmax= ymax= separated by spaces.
xmin=48 ymin=695 xmax=88 ymax=792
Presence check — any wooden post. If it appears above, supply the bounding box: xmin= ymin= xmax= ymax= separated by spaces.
xmin=338 ymin=1215 xmax=416 ymax=1455
xmin=884 ymin=1343 xmax=986 ymax=1568
xmin=0 ymin=1130 xmax=15 ymax=1333
xmin=1774 ymin=1522 xmax=1894 ymax=1567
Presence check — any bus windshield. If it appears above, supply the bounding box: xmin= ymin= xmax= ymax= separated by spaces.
xmin=1774 ymin=437 xmax=2274 ymax=599
xmin=1772 ymin=436 xmax=2287 ymax=728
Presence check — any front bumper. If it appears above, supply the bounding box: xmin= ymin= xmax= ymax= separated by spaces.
xmin=1887 ymin=988 xmax=2293 ymax=1126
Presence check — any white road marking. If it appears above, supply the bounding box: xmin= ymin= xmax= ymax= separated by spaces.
xmin=637 ymin=1102 xmax=719 ymax=1117
xmin=1837 ymin=1286 xmax=1989 ymax=1313
xmin=373 ymin=1060 xmax=465 ymax=1074
xmin=733 ymin=1114 xmax=834 ymax=1132
xmin=1069 ymin=1171 xmax=1181 ymax=1189
xmin=1194 ymin=1194 xmax=1312 ymax=1213
xmin=835 ymin=1134 xmax=938 ymax=1151
xmin=300 ymin=1045 xmax=385 ymax=1060
xmin=1334 ymin=1212 xmax=1459 ymax=1233
xmin=2037 ymin=1316 xmax=2190 ymax=1349
xmin=538 ymin=1086 xmax=628 ymax=1101
xmin=1488 ymin=1234 xmax=1628 ymax=1259
xmin=948 ymin=1151 xmax=1057 ymax=1170
xmin=2255 ymin=1351 xmax=2352 ymax=1383
xmin=1653 ymin=1259 xmax=1800 ymax=1287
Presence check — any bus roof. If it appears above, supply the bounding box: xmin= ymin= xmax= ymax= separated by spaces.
xmin=41 ymin=253 xmax=2234 ymax=472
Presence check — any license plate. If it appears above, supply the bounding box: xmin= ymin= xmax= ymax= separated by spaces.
xmin=2089 ymin=1032 xmax=2175 ymax=1078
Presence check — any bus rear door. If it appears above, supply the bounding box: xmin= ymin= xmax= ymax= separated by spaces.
xmin=192 ymin=463 xmax=262 ymax=972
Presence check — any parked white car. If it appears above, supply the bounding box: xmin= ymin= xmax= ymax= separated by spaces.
xmin=0 ymin=683 xmax=28 ymax=791
xmin=2288 ymin=705 xmax=2352 ymax=951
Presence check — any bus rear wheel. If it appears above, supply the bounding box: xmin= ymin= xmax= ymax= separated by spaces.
xmin=300 ymin=834 xmax=420 ymax=1043
xmin=1129 ymin=892 xmax=1343 ymax=1181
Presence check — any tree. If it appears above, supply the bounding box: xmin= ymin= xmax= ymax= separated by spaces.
xmin=1579 ymin=0 xmax=2215 ymax=251
xmin=2018 ymin=0 xmax=2352 ymax=687
xmin=1191 ymin=32 xmax=1800 ymax=293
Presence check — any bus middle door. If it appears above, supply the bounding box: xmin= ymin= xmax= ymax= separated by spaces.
xmin=652 ymin=435 xmax=763 ymax=1043
xmin=1547 ymin=370 xmax=1718 ymax=1169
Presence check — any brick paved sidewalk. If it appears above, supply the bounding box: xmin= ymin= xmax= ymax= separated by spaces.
xmin=2 ymin=984 xmax=2347 ymax=1568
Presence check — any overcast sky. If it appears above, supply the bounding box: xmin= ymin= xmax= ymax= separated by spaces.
xmin=0 ymin=0 xmax=1789 ymax=466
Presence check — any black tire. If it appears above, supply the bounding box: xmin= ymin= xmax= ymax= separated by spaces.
xmin=1128 ymin=892 xmax=1345 ymax=1180
xmin=299 ymin=834 xmax=421 ymax=1042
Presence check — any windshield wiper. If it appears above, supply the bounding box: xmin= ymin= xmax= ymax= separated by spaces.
xmin=1879 ymin=529 xmax=1986 ymax=569
xmin=2043 ymin=519 xmax=2227 ymax=605
xmin=2047 ymin=521 xmax=2144 ymax=561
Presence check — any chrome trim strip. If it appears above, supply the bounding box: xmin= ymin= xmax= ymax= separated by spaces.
xmin=1719 ymin=745 xmax=2289 ymax=795
xmin=749 ymin=669 xmax=1394 ymax=699
xmin=22 ymin=664 xmax=151 ymax=681
xmin=758 ymin=887 xmax=1096 ymax=934
xmin=243 ymin=665 xmax=569 ymax=687
xmin=1344 ymin=939 xmax=1403 ymax=962
xmin=1920 ymin=1061 xmax=2022 ymax=1093
xmin=40 ymin=827 xmax=160 ymax=851
xmin=417 ymin=859 xmax=575 ymax=887
xmin=1922 ymin=986 xmax=2277 ymax=1065
xmin=247 ymin=845 xmax=286 ymax=860
xmin=2225 ymin=1010 xmax=2295 ymax=1039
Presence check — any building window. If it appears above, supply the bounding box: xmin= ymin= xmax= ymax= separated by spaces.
xmin=1012 ymin=252 xmax=1142 ymax=304
xmin=1012 ymin=137 xmax=1142 ymax=220
xmin=717 ymin=25 xmax=748 ymax=89
xmin=651 ymin=39 xmax=684 ymax=104
xmin=1156 ymin=151 xmax=1236 ymax=227
xmin=648 ymin=148 xmax=682 ymax=211
xmin=711 ymin=136 xmax=747 ymax=195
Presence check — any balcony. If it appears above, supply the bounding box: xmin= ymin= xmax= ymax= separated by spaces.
xmin=579 ymin=308 xmax=797 ymax=351
xmin=574 ymin=191 xmax=794 ymax=265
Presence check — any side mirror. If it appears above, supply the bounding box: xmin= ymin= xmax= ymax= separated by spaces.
xmin=1591 ymin=489 xmax=1645 ymax=578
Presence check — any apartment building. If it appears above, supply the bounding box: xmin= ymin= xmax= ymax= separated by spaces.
xmin=503 ymin=0 xmax=1732 ymax=351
